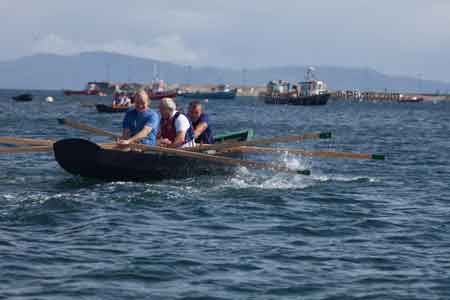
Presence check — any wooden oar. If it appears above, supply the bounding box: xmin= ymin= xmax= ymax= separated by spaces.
xmin=0 ymin=146 xmax=53 ymax=154
xmin=58 ymin=118 xmax=119 ymax=139
xmin=220 ymin=146 xmax=385 ymax=160
xmin=0 ymin=136 xmax=55 ymax=146
xmin=190 ymin=132 xmax=332 ymax=152
xmin=0 ymin=139 xmax=152 ymax=154
xmin=59 ymin=119 xmax=311 ymax=175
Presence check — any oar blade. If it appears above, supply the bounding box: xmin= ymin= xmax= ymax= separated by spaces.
xmin=296 ymin=169 xmax=311 ymax=175
xmin=371 ymin=154 xmax=385 ymax=160
xmin=319 ymin=132 xmax=332 ymax=139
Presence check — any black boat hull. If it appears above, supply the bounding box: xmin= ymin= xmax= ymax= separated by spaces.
xmin=54 ymin=139 xmax=234 ymax=181
xmin=53 ymin=129 xmax=253 ymax=181
xmin=263 ymin=93 xmax=330 ymax=105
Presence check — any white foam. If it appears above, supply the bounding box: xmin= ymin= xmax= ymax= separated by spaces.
xmin=312 ymin=174 xmax=379 ymax=183
xmin=220 ymin=153 xmax=379 ymax=190
xmin=223 ymin=155 xmax=314 ymax=190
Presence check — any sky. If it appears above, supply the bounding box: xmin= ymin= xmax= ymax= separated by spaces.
xmin=0 ymin=0 xmax=449 ymax=81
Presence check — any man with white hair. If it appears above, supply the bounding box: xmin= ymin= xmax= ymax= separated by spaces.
xmin=118 ymin=90 xmax=160 ymax=146
xmin=158 ymin=97 xmax=195 ymax=148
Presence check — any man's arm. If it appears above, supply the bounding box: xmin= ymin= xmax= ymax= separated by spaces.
xmin=127 ymin=126 xmax=152 ymax=144
xmin=121 ymin=128 xmax=131 ymax=140
xmin=193 ymin=122 xmax=208 ymax=139
xmin=167 ymin=130 xmax=187 ymax=148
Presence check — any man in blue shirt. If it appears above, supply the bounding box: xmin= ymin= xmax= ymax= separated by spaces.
xmin=187 ymin=101 xmax=214 ymax=144
xmin=118 ymin=90 xmax=160 ymax=146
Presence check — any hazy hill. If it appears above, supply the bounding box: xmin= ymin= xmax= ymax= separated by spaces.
xmin=1 ymin=51 xmax=449 ymax=93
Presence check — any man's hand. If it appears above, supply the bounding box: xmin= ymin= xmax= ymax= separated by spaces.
xmin=117 ymin=139 xmax=131 ymax=146
xmin=159 ymin=138 xmax=172 ymax=147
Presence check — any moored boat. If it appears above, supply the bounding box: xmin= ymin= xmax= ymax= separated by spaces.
xmin=263 ymin=67 xmax=330 ymax=106
xmin=53 ymin=130 xmax=253 ymax=181
xmin=147 ymin=89 xmax=178 ymax=100
xmin=398 ymin=96 xmax=424 ymax=103
xmin=64 ymin=82 xmax=107 ymax=97
xmin=64 ymin=89 xmax=106 ymax=97
xmin=12 ymin=93 xmax=33 ymax=102
xmin=95 ymin=104 xmax=130 ymax=113
xmin=183 ymin=85 xmax=237 ymax=99
xmin=263 ymin=93 xmax=330 ymax=105
xmin=145 ymin=79 xmax=178 ymax=100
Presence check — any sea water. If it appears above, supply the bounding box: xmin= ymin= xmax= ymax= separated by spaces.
xmin=0 ymin=90 xmax=449 ymax=299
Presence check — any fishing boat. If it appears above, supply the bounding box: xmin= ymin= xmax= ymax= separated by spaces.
xmin=87 ymin=82 xmax=116 ymax=95
xmin=147 ymin=89 xmax=178 ymax=100
xmin=53 ymin=129 xmax=254 ymax=181
xmin=183 ymin=85 xmax=237 ymax=99
xmin=263 ymin=67 xmax=330 ymax=105
xmin=144 ymin=79 xmax=178 ymax=100
xmin=64 ymin=83 xmax=107 ymax=97
xmin=95 ymin=104 xmax=130 ymax=113
xmin=264 ymin=93 xmax=330 ymax=105
xmin=398 ymin=95 xmax=424 ymax=103
xmin=12 ymin=93 xmax=33 ymax=102
xmin=64 ymin=89 xmax=106 ymax=97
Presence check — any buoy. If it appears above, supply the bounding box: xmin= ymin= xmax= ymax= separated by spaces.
xmin=204 ymin=98 xmax=209 ymax=103
xmin=45 ymin=96 xmax=54 ymax=103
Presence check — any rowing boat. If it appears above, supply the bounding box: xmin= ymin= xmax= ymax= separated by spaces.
xmin=53 ymin=130 xmax=253 ymax=181
xmin=95 ymin=104 xmax=130 ymax=113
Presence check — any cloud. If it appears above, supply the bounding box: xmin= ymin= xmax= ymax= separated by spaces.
xmin=30 ymin=33 xmax=199 ymax=64
xmin=1 ymin=0 xmax=449 ymax=80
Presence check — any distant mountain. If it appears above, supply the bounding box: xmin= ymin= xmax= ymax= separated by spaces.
xmin=1 ymin=51 xmax=449 ymax=93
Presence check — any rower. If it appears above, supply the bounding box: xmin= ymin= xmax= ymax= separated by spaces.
xmin=187 ymin=101 xmax=214 ymax=144
xmin=121 ymin=93 xmax=132 ymax=107
xmin=113 ymin=92 xmax=131 ymax=108
xmin=112 ymin=92 xmax=121 ymax=108
xmin=117 ymin=90 xmax=160 ymax=146
xmin=158 ymin=97 xmax=195 ymax=148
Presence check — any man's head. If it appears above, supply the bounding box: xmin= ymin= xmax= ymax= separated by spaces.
xmin=159 ymin=97 xmax=177 ymax=119
xmin=134 ymin=90 xmax=150 ymax=112
xmin=188 ymin=101 xmax=203 ymax=122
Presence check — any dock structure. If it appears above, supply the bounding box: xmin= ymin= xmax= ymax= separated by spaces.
xmin=331 ymin=90 xmax=449 ymax=102
xmin=332 ymin=90 xmax=402 ymax=101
